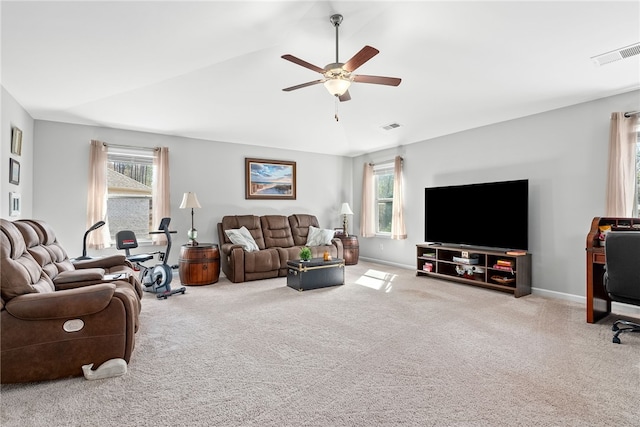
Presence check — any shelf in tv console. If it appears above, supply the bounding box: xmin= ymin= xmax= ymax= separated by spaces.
xmin=415 ymin=243 xmax=532 ymax=298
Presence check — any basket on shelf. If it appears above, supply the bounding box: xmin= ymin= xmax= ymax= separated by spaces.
xmin=491 ymin=275 xmax=515 ymax=285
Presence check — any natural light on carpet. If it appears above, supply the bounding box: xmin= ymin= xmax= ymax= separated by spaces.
xmin=355 ymin=269 xmax=397 ymax=292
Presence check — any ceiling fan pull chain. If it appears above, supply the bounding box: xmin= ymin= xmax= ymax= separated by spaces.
xmin=335 ymin=97 xmax=339 ymax=121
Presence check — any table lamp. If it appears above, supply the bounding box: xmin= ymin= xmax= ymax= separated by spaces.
xmin=340 ymin=202 xmax=354 ymax=236
xmin=179 ymin=192 xmax=202 ymax=245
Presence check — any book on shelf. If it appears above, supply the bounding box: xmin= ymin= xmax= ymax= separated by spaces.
xmin=506 ymin=250 xmax=526 ymax=256
xmin=493 ymin=264 xmax=513 ymax=272
xmin=452 ymin=256 xmax=479 ymax=265
xmin=496 ymin=259 xmax=513 ymax=267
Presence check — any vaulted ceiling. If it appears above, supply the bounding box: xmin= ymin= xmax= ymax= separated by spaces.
xmin=2 ymin=1 xmax=639 ymax=157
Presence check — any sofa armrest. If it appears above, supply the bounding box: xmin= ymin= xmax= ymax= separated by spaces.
xmin=73 ymin=255 xmax=129 ymax=269
xmin=331 ymin=237 xmax=344 ymax=259
xmin=220 ymin=243 xmax=243 ymax=255
xmin=221 ymin=245 xmax=246 ymax=283
xmin=54 ymin=268 xmax=105 ymax=285
xmin=4 ymin=283 xmax=117 ymax=320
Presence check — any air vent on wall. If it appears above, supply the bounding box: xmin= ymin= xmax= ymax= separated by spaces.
xmin=382 ymin=122 xmax=401 ymax=131
xmin=591 ymin=42 xmax=640 ymax=66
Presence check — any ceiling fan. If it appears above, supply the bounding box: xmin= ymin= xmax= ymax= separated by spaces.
xmin=281 ymin=14 xmax=401 ymax=102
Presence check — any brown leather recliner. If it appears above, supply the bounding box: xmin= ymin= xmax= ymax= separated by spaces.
xmin=261 ymin=215 xmax=297 ymax=277
xmin=15 ymin=219 xmax=143 ymax=300
xmin=1 ymin=219 xmax=140 ymax=383
xmin=217 ymin=214 xmax=343 ymax=283
xmin=217 ymin=215 xmax=281 ymax=283
xmin=288 ymin=214 xmax=342 ymax=259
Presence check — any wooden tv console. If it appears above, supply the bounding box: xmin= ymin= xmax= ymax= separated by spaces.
xmin=416 ymin=243 xmax=532 ymax=297
xmin=585 ymin=216 xmax=640 ymax=323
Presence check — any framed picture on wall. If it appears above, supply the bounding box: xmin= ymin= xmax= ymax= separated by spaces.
xmin=9 ymin=158 xmax=20 ymax=185
xmin=9 ymin=192 xmax=21 ymax=217
xmin=245 ymin=158 xmax=296 ymax=200
xmin=11 ymin=127 xmax=22 ymax=156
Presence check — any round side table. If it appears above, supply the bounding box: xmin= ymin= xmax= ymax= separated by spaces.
xmin=178 ymin=243 xmax=220 ymax=285
xmin=336 ymin=234 xmax=359 ymax=265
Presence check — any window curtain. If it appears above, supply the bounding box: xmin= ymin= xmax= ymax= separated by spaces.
xmin=360 ymin=162 xmax=375 ymax=237
xmin=605 ymin=112 xmax=639 ymax=217
xmin=86 ymin=140 xmax=111 ymax=249
xmin=391 ymin=156 xmax=407 ymax=239
xmin=152 ymin=147 xmax=170 ymax=245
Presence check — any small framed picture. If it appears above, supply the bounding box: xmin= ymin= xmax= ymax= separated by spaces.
xmin=9 ymin=192 xmax=21 ymax=217
xmin=9 ymin=158 xmax=20 ymax=185
xmin=11 ymin=127 xmax=22 ymax=156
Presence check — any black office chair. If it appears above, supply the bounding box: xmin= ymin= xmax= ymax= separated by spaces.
xmin=603 ymin=231 xmax=640 ymax=344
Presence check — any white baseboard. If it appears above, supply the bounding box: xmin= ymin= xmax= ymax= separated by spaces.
xmin=359 ymin=256 xmax=415 ymax=270
xmin=361 ymin=256 xmax=640 ymax=316
xmin=530 ymin=287 xmax=584 ymax=303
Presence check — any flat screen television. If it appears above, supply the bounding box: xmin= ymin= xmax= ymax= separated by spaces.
xmin=424 ymin=179 xmax=528 ymax=251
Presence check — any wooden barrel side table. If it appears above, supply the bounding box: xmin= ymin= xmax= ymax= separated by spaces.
xmin=179 ymin=243 xmax=220 ymax=285
xmin=336 ymin=234 xmax=359 ymax=265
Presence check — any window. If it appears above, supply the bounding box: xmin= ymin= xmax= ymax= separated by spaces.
xmin=374 ymin=162 xmax=394 ymax=234
xmin=106 ymin=147 xmax=155 ymax=242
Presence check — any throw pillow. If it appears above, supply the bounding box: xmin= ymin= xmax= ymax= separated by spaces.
xmin=306 ymin=225 xmax=335 ymax=246
xmin=225 ymin=226 xmax=259 ymax=252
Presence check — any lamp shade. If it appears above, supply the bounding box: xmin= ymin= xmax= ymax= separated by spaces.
xmin=179 ymin=192 xmax=201 ymax=209
xmin=340 ymin=202 xmax=354 ymax=215
xmin=324 ymin=78 xmax=351 ymax=96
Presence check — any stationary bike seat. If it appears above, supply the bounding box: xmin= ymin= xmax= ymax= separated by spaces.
xmin=127 ymin=253 xmax=154 ymax=263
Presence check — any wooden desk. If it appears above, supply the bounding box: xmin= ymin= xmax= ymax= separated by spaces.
xmin=586 ymin=217 xmax=640 ymax=323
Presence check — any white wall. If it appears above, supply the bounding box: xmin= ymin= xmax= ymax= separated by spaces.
xmin=32 ymin=121 xmax=352 ymax=265
xmin=1 ymin=87 xmax=34 ymax=219
xmin=351 ymin=90 xmax=640 ymax=300
xmin=10 ymin=87 xmax=640 ymax=299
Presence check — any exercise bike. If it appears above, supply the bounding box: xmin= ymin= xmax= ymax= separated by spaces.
xmin=116 ymin=217 xmax=186 ymax=299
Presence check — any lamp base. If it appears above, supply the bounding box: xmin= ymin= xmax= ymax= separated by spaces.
xmin=187 ymin=229 xmax=198 ymax=246
xmin=342 ymin=216 xmax=349 ymax=237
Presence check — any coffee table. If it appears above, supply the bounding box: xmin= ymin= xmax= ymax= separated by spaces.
xmin=286 ymin=258 xmax=345 ymax=291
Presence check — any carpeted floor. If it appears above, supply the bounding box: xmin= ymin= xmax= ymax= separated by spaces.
xmin=1 ymin=261 xmax=639 ymax=426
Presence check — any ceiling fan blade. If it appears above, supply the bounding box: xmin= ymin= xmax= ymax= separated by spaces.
xmin=343 ymin=46 xmax=379 ymax=72
xmin=282 ymin=79 xmax=324 ymax=92
xmin=281 ymin=54 xmax=326 ymax=74
xmin=353 ymin=74 xmax=402 ymax=86
xmin=338 ymin=90 xmax=351 ymax=102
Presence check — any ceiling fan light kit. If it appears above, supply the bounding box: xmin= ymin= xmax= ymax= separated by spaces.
xmin=324 ymin=75 xmax=351 ymax=96
xmin=281 ymin=13 xmax=401 ymax=106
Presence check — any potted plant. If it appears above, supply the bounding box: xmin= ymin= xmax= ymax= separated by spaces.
xmin=299 ymin=246 xmax=312 ymax=261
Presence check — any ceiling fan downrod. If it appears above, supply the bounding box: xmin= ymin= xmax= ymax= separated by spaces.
xmin=330 ymin=14 xmax=343 ymax=64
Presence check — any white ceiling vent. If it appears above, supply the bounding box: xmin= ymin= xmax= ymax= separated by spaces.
xmin=591 ymin=42 xmax=640 ymax=66
xmin=382 ymin=122 xmax=401 ymax=131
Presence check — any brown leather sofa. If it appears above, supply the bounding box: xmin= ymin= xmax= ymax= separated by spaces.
xmin=1 ymin=219 xmax=141 ymax=383
xmin=217 ymin=214 xmax=343 ymax=283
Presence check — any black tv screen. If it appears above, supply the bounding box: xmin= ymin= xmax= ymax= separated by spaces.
xmin=424 ymin=179 xmax=528 ymax=250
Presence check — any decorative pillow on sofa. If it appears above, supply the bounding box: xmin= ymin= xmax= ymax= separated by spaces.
xmin=306 ymin=226 xmax=335 ymax=246
xmin=225 ymin=226 xmax=259 ymax=252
